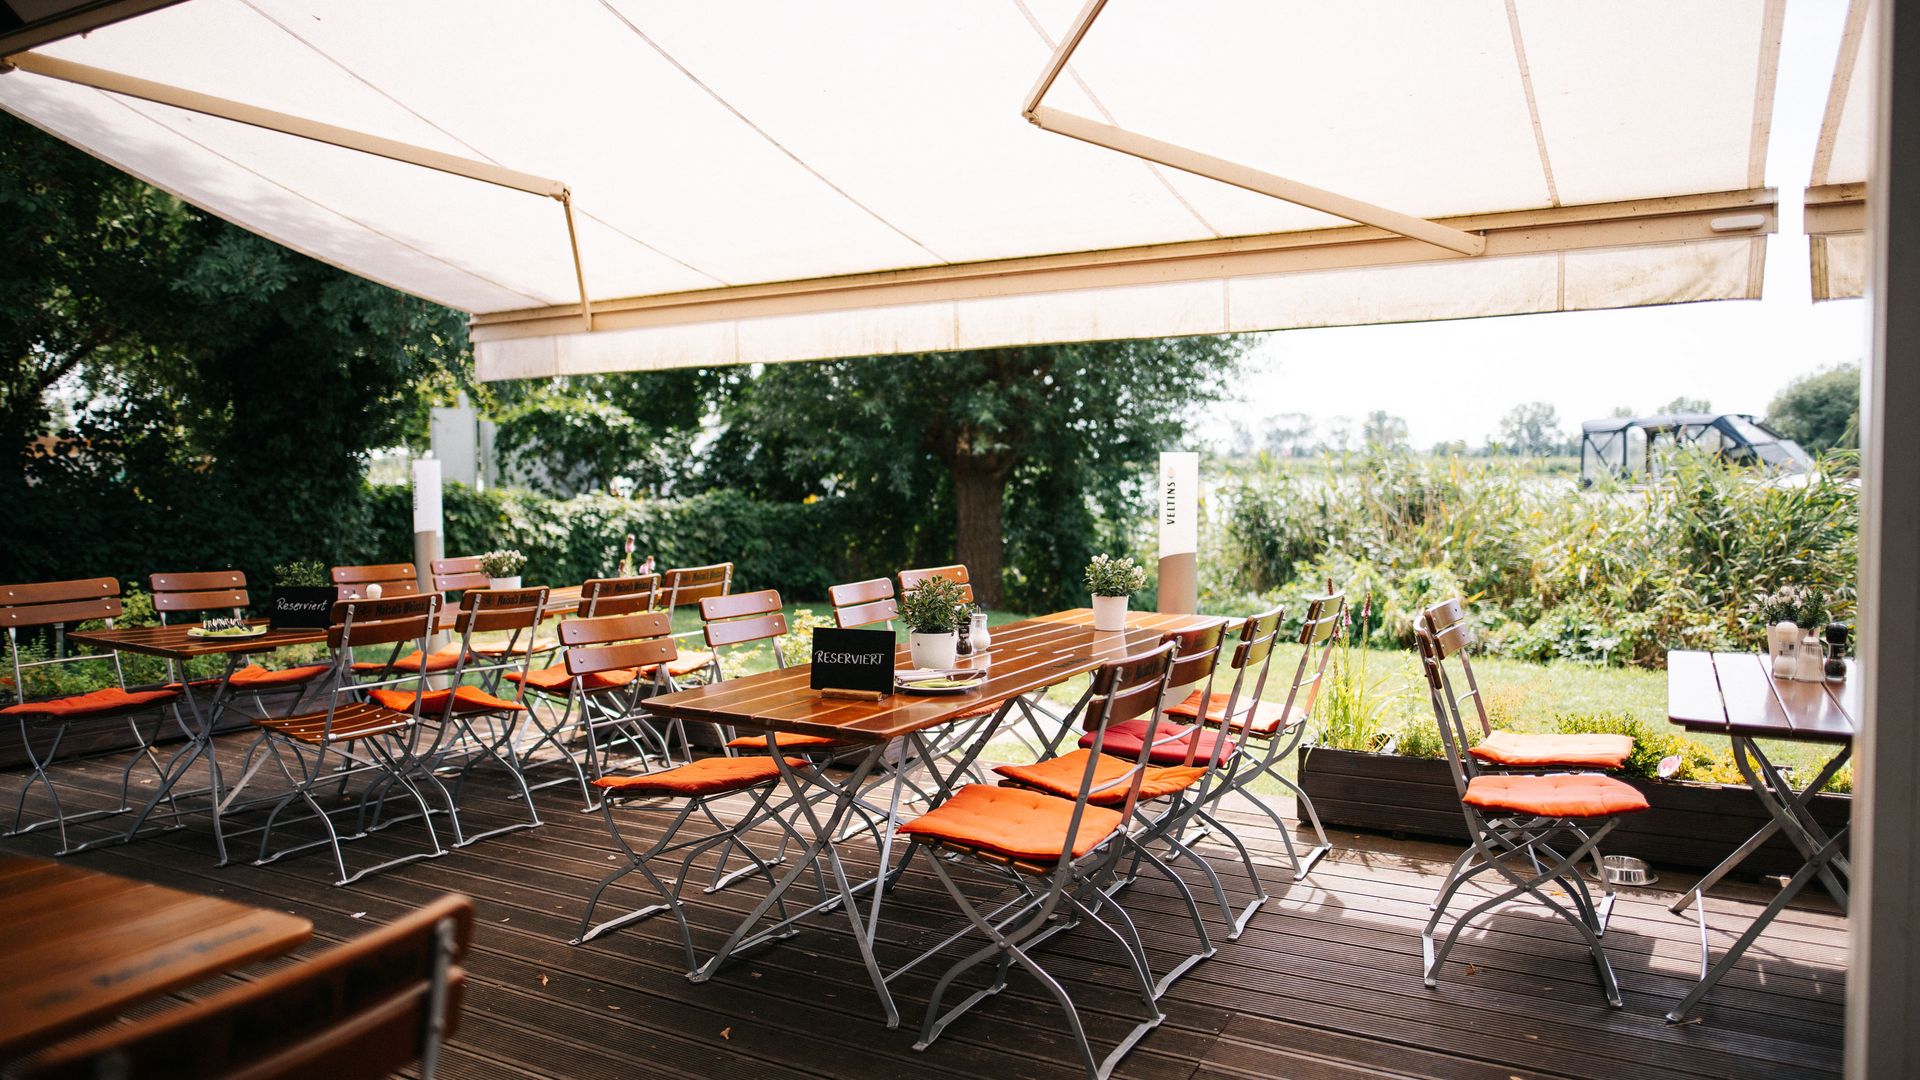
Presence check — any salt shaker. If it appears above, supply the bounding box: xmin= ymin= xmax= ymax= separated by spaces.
xmin=1793 ymin=633 xmax=1827 ymax=682
xmin=970 ymin=611 xmax=991 ymax=651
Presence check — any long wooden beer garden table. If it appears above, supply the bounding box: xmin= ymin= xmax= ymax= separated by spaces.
xmin=641 ymin=607 xmax=1213 ymax=1027
xmin=1664 ymin=649 xmax=1855 ymax=1022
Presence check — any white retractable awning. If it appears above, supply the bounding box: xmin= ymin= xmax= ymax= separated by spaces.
xmin=0 ymin=0 xmax=1791 ymax=378
xmin=1806 ymin=0 xmax=1870 ymax=302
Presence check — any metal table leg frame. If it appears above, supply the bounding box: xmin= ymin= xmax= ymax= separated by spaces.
xmin=105 ymin=653 xmax=245 ymax=861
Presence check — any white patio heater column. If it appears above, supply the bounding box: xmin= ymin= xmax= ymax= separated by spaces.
xmin=1157 ymin=451 xmax=1198 ymax=614
xmin=411 ymin=454 xmax=445 ymax=602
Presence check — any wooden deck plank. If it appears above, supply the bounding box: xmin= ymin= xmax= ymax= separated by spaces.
xmin=1 ymin=733 xmax=1847 ymax=1080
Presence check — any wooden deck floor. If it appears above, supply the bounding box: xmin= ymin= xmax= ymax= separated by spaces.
xmin=1 ymin=736 xmax=1848 ymax=1080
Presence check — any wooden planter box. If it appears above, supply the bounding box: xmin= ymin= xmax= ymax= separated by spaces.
xmin=1298 ymin=745 xmax=1851 ymax=878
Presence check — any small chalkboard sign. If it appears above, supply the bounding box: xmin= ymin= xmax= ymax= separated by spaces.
xmin=810 ymin=627 xmax=895 ymax=696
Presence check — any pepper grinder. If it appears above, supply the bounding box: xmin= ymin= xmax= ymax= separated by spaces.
xmin=955 ymin=606 xmax=973 ymax=657
xmin=1824 ymin=622 xmax=1850 ymax=681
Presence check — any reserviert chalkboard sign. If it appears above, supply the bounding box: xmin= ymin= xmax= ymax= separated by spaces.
xmin=810 ymin=627 xmax=895 ymax=697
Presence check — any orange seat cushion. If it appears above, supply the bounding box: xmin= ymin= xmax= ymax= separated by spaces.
xmin=230 ymin=663 xmax=331 ymax=688
xmin=639 ymin=650 xmax=715 ymax=679
xmin=1462 ymin=773 xmax=1650 ymax=819
xmin=1167 ymin=690 xmax=1305 ymax=737
xmin=896 ymin=784 xmax=1122 ymax=863
xmin=0 ymin=686 xmax=180 ymax=718
xmin=506 ymin=664 xmax=640 ymax=693
xmin=995 ymin=749 xmax=1206 ymax=806
xmin=726 ymin=733 xmax=840 ymax=752
xmin=1080 ymin=718 xmax=1236 ymax=766
xmin=593 ymin=756 xmax=806 ymax=797
xmin=368 ymin=685 xmax=527 ymax=715
xmin=351 ymin=644 xmax=463 ymax=674
xmin=1469 ymin=731 xmax=1635 ymax=770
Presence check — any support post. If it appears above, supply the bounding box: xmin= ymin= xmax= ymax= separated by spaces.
xmin=411 ymin=457 xmax=446 ymax=647
xmin=1156 ymin=452 xmax=1198 ymax=615
xmin=1846 ymin=0 xmax=1920 ymax=1075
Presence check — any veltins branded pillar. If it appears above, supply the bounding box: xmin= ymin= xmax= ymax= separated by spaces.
xmin=411 ymin=457 xmax=446 ymax=649
xmin=1157 ymin=452 xmax=1198 ymax=614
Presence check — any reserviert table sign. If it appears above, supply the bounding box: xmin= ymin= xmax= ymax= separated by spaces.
xmin=810 ymin=627 xmax=896 ymax=699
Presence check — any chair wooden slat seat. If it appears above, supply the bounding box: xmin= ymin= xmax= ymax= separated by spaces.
xmin=254 ymin=701 xmax=415 ymax=744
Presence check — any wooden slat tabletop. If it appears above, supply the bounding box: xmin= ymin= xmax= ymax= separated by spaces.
xmin=0 ymin=854 xmax=311 ymax=1058
xmin=1667 ymin=650 xmax=1858 ymax=744
xmin=644 ymin=608 xmax=1218 ymax=744
xmin=66 ymin=621 xmax=326 ymax=661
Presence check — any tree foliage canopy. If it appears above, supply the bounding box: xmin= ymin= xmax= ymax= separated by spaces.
xmin=1767 ymin=364 xmax=1859 ymax=452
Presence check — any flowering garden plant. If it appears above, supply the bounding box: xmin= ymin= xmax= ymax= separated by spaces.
xmin=1084 ymin=554 xmax=1147 ymax=598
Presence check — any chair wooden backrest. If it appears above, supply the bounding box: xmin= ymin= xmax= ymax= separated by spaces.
xmin=1414 ymin=598 xmax=1486 ymax=796
xmin=1277 ymin=592 xmax=1344 ymax=721
xmin=430 ymin=556 xmax=489 ymax=594
xmin=17 ymin=894 xmax=475 ymax=1080
xmin=580 ymin=574 xmax=660 ymax=618
xmin=149 ymin=571 xmax=249 ymax=621
xmin=562 ymin=612 xmax=678 ymax=679
xmin=1160 ymin=620 xmax=1229 ymax=766
xmin=1 ymin=578 xmax=126 ymax=705
xmin=331 ymin=563 xmax=422 ymax=600
xmin=659 ymin=563 xmax=732 ymax=609
xmin=319 ymin=595 xmax=440 ymax=740
xmin=829 ymin=578 xmax=897 ymax=629
xmin=899 ymin=564 xmax=973 ymax=605
xmin=700 ymin=589 xmax=788 ymax=663
xmin=1069 ymin=640 xmax=1179 ymax=840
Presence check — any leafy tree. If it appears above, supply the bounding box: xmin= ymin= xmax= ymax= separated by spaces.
xmin=1496 ymin=401 xmax=1565 ymax=456
xmin=492 ymin=369 xmax=725 ymax=497
xmin=2 ymin=113 xmax=470 ymax=585
xmin=1361 ymin=410 xmax=1409 ymax=451
xmin=1767 ymin=364 xmax=1860 ymax=452
xmin=1658 ymin=395 xmax=1712 ymax=414
xmin=703 ymin=339 xmax=1250 ymax=609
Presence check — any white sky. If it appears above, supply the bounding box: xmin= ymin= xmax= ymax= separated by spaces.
xmin=1213 ymin=0 xmax=1869 ymax=450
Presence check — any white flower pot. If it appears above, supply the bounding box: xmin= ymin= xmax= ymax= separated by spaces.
xmin=909 ymin=631 xmax=958 ymax=670
xmin=489 ymin=576 xmax=523 ymax=590
xmin=1091 ymin=594 xmax=1129 ymax=633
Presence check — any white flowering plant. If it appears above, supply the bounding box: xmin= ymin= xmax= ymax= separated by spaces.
xmin=1084 ymin=554 xmax=1147 ymax=598
xmin=481 ymin=549 xmax=528 ymax=578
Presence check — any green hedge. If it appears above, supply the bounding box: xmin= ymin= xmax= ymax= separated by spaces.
xmin=355 ymin=485 xmax=853 ymax=597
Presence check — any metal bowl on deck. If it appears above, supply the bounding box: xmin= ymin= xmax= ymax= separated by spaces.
xmin=1583 ymin=855 xmax=1658 ymax=887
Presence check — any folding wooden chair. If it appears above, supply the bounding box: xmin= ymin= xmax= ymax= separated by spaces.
xmin=250 ymin=594 xmax=449 ymax=885
xmin=654 ymin=561 xmax=731 ymax=680
xmin=1414 ymin=605 xmax=1649 ymax=1006
xmin=1417 ymin=597 xmax=1635 ymax=921
xmin=897 ymin=640 xmax=1180 ymax=1080
xmin=150 ymin=570 xmax=332 ymax=712
xmin=571 ymin=628 xmax=821 ymax=969
xmin=1175 ymin=597 xmax=1338 ymax=882
xmin=514 ymin=609 xmax=686 ymax=809
xmin=16 ymin=894 xmax=475 ymax=1080
xmin=332 ymin=563 xmax=461 ymax=677
xmin=701 ymin=590 xmax=833 ymax=755
xmin=1 ymin=578 xmax=182 ymax=854
xmin=384 ymin=588 xmax=550 ymax=848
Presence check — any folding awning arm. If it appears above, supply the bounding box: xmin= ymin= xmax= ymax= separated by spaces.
xmin=0 ymin=50 xmax=595 ymax=327
xmin=1021 ymin=0 xmax=1487 ymax=258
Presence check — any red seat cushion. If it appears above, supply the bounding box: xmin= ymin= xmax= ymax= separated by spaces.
xmin=994 ymin=749 xmax=1206 ymax=806
xmin=1462 ymin=773 xmax=1650 ymax=819
xmin=896 ymin=783 xmax=1122 ymax=863
xmin=593 ymin=756 xmax=805 ymax=797
xmin=1080 ymin=718 xmax=1237 ymax=766
xmin=506 ymin=664 xmax=639 ymax=693
xmin=726 ymin=732 xmax=840 ymax=752
xmin=0 ymin=687 xmax=180 ymax=718
xmin=351 ymin=644 xmax=462 ymax=674
xmin=368 ymin=685 xmax=527 ymax=715
xmin=1469 ymin=731 xmax=1634 ymax=770
xmin=1166 ymin=690 xmax=1305 ymax=737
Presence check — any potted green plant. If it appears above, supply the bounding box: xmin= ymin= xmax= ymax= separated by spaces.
xmin=269 ymin=560 xmax=335 ymax=629
xmin=1085 ymin=554 xmax=1147 ymax=632
xmin=481 ymin=549 xmax=527 ymax=590
xmin=898 ymin=574 xmax=968 ymax=670
xmin=1756 ymin=585 xmax=1827 ymax=677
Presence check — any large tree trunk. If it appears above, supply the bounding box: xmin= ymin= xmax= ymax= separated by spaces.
xmin=951 ymin=457 xmax=1010 ymax=609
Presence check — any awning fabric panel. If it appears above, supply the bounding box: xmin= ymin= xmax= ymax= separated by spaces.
xmin=479 ymin=236 xmax=1766 ymax=380
xmin=1806 ymin=0 xmax=1871 ymax=301
xmin=0 ymin=0 xmax=1791 ymax=375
